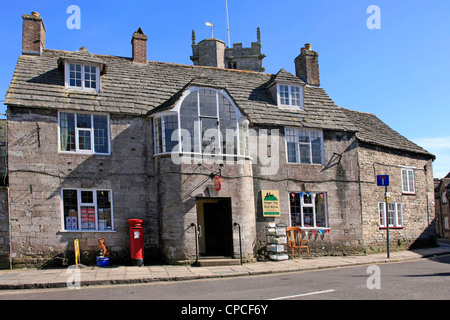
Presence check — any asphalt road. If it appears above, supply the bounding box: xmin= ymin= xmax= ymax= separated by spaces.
xmin=1 ymin=254 xmax=449 ymax=301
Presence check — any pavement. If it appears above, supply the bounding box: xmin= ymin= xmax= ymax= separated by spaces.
xmin=1 ymin=240 xmax=450 ymax=290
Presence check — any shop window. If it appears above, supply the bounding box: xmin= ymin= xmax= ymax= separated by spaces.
xmin=62 ymin=189 xmax=113 ymax=231
xmin=290 ymin=192 xmax=327 ymax=228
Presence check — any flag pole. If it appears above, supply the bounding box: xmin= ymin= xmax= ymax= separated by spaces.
xmin=226 ymin=0 xmax=231 ymax=47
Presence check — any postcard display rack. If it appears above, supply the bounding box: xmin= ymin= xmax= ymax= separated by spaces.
xmin=266 ymin=223 xmax=288 ymax=261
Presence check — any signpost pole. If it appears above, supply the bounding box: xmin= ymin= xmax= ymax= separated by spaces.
xmin=385 ymin=185 xmax=390 ymax=259
xmin=377 ymin=175 xmax=390 ymax=259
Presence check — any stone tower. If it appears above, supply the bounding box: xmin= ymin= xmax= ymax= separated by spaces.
xmin=191 ymin=28 xmax=266 ymax=72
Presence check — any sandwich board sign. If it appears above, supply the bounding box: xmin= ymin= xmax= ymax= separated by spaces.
xmin=262 ymin=190 xmax=280 ymax=217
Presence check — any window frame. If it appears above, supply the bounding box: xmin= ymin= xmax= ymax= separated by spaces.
xmin=64 ymin=61 xmax=100 ymax=92
xmin=401 ymin=168 xmax=415 ymax=194
xmin=285 ymin=128 xmax=324 ymax=165
xmin=277 ymin=84 xmax=303 ymax=108
xmin=61 ymin=188 xmax=115 ymax=232
xmin=378 ymin=202 xmax=403 ymax=228
xmin=153 ymin=113 xmax=180 ymax=154
xmin=58 ymin=111 xmax=111 ymax=155
xmin=289 ymin=192 xmax=328 ymax=229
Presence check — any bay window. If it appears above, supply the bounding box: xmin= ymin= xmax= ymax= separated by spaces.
xmin=154 ymin=88 xmax=249 ymax=157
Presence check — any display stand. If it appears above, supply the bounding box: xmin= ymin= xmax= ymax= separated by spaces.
xmin=266 ymin=223 xmax=288 ymax=261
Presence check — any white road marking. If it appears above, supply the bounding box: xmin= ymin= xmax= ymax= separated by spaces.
xmin=268 ymin=289 xmax=336 ymax=300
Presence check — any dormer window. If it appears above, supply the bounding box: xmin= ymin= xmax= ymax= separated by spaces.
xmin=267 ymin=69 xmax=305 ymax=109
xmin=278 ymin=84 xmax=303 ymax=108
xmin=65 ymin=62 xmax=100 ymax=91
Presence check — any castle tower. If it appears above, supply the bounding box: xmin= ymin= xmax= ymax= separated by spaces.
xmin=191 ymin=28 xmax=265 ymax=72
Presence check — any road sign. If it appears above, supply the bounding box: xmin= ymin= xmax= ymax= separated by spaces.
xmin=377 ymin=175 xmax=389 ymax=186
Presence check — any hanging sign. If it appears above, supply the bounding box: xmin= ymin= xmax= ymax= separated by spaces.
xmin=214 ymin=175 xmax=221 ymax=192
xmin=262 ymin=190 xmax=281 ymax=217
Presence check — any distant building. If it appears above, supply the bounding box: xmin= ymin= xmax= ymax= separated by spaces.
xmin=435 ymin=173 xmax=450 ymax=239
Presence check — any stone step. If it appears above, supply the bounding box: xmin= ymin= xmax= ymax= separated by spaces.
xmin=196 ymin=257 xmax=241 ymax=267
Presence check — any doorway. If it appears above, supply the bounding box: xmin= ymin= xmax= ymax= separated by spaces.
xmin=197 ymin=198 xmax=233 ymax=257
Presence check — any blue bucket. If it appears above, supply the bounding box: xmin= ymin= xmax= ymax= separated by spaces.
xmin=96 ymin=256 xmax=110 ymax=267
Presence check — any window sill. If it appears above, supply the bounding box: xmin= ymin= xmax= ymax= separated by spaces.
xmin=379 ymin=227 xmax=404 ymax=230
xmin=278 ymin=105 xmax=304 ymax=109
xmin=58 ymin=151 xmax=111 ymax=156
xmin=402 ymin=192 xmax=416 ymax=196
xmin=286 ymin=162 xmax=324 ymax=166
xmin=153 ymin=152 xmax=253 ymax=161
xmin=64 ymin=87 xmax=100 ymax=94
xmin=59 ymin=230 xmax=116 ymax=233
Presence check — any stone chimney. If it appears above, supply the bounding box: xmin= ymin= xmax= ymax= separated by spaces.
xmin=295 ymin=43 xmax=320 ymax=86
xmin=22 ymin=12 xmax=46 ymax=55
xmin=131 ymin=27 xmax=147 ymax=64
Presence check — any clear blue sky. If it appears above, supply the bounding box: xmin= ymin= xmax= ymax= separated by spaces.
xmin=1 ymin=0 xmax=449 ymax=178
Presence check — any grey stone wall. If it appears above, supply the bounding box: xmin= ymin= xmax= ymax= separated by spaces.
xmin=0 ymin=188 xmax=8 ymax=269
xmin=435 ymin=178 xmax=450 ymax=238
xmin=7 ymin=107 xmax=158 ymax=267
xmin=252 ymin=128 xmax=364 ymax=256
xmin=155 ymin=155 xmax=256 ymax=263
xmin=0 ymin=119 xmax=7 ymax=186
xmin=358 ymin=142 xmax=436 ymax=251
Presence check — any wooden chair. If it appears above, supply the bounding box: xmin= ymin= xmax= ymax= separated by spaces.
xmin=286 ymin=227 xmax=310 ymax=259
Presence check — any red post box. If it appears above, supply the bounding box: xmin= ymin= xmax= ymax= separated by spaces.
xmin=127 ymin=219 xmax=144 ymax=266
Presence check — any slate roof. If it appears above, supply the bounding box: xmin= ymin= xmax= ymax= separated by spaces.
xmin=342 ymin=108 xmax=435 ymax=159
xmin=5 ymin=48 xmax=356 ymax=131
xmin=4 ymin=47 xmax=433 ymax=158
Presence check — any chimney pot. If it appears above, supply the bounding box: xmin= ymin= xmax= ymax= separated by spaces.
xmin=304 ymin=43 xmax=312 ymax=51
xmin=31 ymin=12 xmax=40 ymax=17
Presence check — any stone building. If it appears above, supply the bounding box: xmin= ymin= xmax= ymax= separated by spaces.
xmin=1 ymin=12 xmax=436 ymax=268
xmin=435 ymin=173 xmax=450 ymax=239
